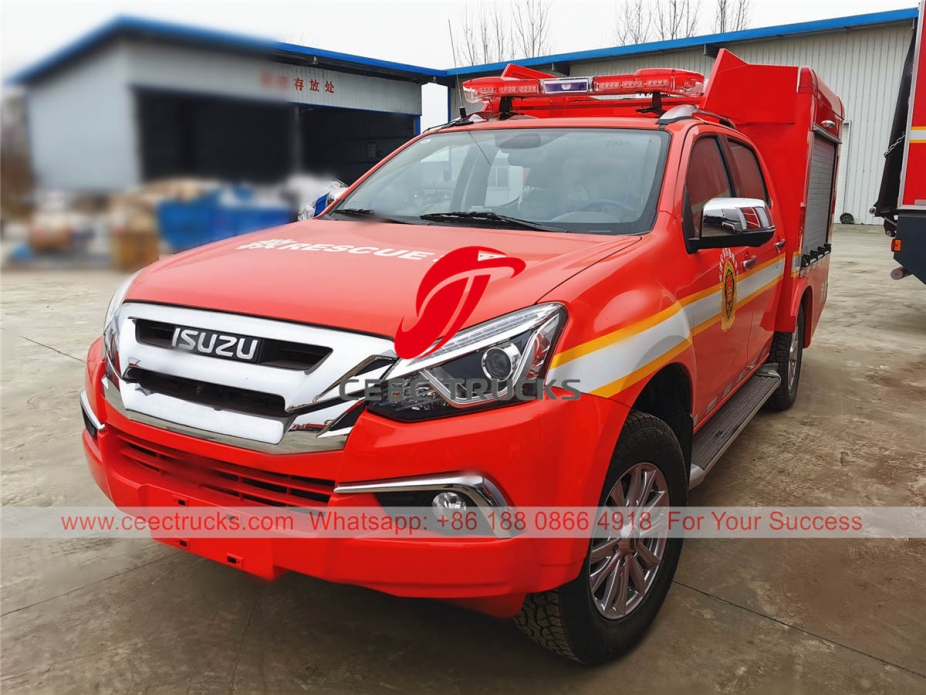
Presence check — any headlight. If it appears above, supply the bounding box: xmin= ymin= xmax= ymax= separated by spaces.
xmin=104 ymin=272 xmax=140 ymax=331
xmin=368 ymin=303 xmax=565 ymax=421
xmin=102 ymin=272 xmax=140 ymax=381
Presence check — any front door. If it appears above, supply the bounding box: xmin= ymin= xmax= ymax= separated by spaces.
xmin=684 ymin=135 xmax=752 ymax=424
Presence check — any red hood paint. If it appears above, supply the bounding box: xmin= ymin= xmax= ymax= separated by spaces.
xmin=127 ymin=220 xmax=641 ymax=337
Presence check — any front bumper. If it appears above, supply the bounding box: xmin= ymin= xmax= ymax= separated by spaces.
xmin=81 ymin=338 xmax=628 ymax=615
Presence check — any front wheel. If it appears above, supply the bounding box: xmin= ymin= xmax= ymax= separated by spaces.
xmin=765 ymin=306 xmax=804 ymax=411
xmin=513 ymin=412 xmax=688 ymax=665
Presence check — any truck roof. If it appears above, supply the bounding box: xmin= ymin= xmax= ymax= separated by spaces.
xmin=439 ymin=117 xmax=669 ymax=131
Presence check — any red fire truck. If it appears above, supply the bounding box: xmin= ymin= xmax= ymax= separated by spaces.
xmin=81 ymin=50 xmax=842 ymax=663
xmin=874 ymin=0 xmax=926 ymax=283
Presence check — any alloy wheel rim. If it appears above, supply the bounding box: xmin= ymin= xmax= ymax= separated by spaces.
xmin=788 ymin=329 xmax=799 ymax=389
xmin=589 ymin=462 xmax=669 ymax=620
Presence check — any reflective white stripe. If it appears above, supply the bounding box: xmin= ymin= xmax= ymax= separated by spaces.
xmin=684 ymin=291 xmax=721 ymax=331
xmin=548 ymin=305 xmax=690 ymax=395
xmin=739 ymin=257 xmax=786 ymax=300
xmin=909 ymin=128 xmax=926 ymax=142
xmin=549 ymin=255 xmax=784 ymax=396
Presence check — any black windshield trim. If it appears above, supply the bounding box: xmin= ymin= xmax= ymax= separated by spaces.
xmin=328 ymin=208 xmax=412 ymax=225
xmin=419 ymin=211 xmax=567 ymax=233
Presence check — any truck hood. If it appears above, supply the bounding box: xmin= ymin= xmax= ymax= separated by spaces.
xmin=127 ymin=219 xmax=640 ymax=338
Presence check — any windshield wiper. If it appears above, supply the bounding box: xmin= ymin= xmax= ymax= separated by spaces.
xmin=419 ymin=211 xmax=566 ymax=233
xmin=329 ymin=208 xmax=410 ymax=224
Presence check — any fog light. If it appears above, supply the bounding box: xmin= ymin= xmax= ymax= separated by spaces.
xmin=482 ymin=344 xmax=520 ymax=380
xmin=432 ymin=491 xmax=467 ymax=518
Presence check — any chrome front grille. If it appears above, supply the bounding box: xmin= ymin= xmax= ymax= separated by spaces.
xmin=134 ymin=319 xmax=332 ymax=371
xmin=103 ymin=302 xmax=396 ymax=453
xmin=125 ymin=368 xmax=289 ymax=418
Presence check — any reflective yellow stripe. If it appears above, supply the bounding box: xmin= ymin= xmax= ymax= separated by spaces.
xmin=551 ymin=253 xmax=784 ymax=370
xmin=691 ymin=313 xmax=721 ymax=336
xmin=550 ymin=301 xmax=684 ymax=368
xmin=681 ymin=281 xmax=722 ymax=306
xmin=591 ymin=338 xmax=693 ymax=398
xmin=736 ymin=275 xmax=782 ymax=308
xmin=744 ymin=254 xmax=785 ymax=277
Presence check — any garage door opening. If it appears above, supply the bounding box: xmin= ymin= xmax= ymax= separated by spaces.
xmin=136 ymin=89 xmax=418 ymax=186
xmin=296 ymin=105 xmax=418 ymax=184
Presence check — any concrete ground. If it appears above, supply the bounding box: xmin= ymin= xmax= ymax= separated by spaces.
xmin=1 ymin=225 xmax=924 ymax=693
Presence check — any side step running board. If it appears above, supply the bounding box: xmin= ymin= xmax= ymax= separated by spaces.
xmin=689 ymin=367 xmax=781 ymax=489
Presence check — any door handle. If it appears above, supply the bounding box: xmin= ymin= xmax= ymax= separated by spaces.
xmin=775 ymin=240 xmax=786 ymax=251
xmin=743 ymin=255 xmax=758 ymax=269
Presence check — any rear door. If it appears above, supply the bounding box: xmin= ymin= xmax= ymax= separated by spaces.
xmin=724 ymin=138 xmax=786 ymax=369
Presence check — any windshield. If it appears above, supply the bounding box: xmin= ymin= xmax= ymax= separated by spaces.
xmin=328 ymin=128 xmax=669 ymax=234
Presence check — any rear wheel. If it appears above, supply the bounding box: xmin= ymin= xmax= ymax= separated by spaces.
xmin=766 ymin=305 xmax=804 ymax=411
xmin=513 ymin=412 xmax=687 ymax=665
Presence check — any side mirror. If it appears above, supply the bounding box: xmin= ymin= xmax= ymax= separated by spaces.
xmin=688 ymin=197 xmax=776 ymax=250
xmin=314 ymin=186 xmax=348 ymax=217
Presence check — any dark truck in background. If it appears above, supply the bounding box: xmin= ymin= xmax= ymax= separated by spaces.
xmin=874 ymin=0 xmax=926 ymax=284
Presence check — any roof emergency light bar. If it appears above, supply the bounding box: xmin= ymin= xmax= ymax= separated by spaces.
xmin=463 ymin=67 xmax=705 ymax=103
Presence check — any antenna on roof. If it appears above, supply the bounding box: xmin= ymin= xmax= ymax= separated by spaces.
xmin=447 ymin=19 xmax=468 ymax=119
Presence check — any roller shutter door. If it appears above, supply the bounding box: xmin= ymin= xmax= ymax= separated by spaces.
xmin=803 ymin=136 xmax=837 ymax=253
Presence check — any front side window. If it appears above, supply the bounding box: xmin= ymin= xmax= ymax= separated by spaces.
xmin=686 ymin=137 xmax=732 ymax=232
xmin=329 ymin=128 xmax=670 ymax=235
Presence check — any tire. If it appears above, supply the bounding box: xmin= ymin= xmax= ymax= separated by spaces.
xmin=513 ymin=411 xmax=688 ymax=665
xmin=765 ymin=305 xmax=804 ymax=411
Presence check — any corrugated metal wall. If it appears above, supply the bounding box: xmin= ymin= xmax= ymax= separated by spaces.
xmin=451 ymin=22 xmax=913 ymax=224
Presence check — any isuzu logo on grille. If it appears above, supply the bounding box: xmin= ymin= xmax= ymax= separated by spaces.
xmin=170 ymin=326 xmax=262 ymax=363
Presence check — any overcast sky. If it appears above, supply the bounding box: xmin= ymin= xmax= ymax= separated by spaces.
xmin=1 ymin=0 xmax=916 ymax=126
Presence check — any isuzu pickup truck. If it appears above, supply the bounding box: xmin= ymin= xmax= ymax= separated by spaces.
xmin=81 ymin=50 xmax=842 ymax=664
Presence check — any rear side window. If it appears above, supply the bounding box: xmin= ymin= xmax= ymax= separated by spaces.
xmin=728 ymin=140 xmax=769 ymax=203
xmin=686 ymin=137 xmax=732 ymax=229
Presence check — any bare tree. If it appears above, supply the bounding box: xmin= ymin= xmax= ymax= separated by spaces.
xmin=457 ymin=0 xmax=553 ymax=65
xmin=613 ymin=0 xmax=652 ymax=45
xmin=652 ymin=0 xmax=701 ymax=40
xmin=459 ymin=3 xmax=512 ymax=66
xmin=713 ymin=0 xmax=751 ymax=33
xmin=511 ymin=0 xmax=553 ymax=59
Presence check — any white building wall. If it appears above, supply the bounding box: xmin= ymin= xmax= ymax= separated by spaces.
xmin=126 ymin=43 xmax=422 ymax=115
xmin=26 ymin=42 xmax=140 ymax=191
xmin=452 ymin=22 xmax=913 ymax=224
xmin=25 ymin=41 xmax=424 ymax=193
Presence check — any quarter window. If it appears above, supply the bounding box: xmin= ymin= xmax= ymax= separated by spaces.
xmin=728 ymin=140 xmax=769 ymax=202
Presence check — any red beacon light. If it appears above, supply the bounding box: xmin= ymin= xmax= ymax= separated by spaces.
xmin=463 ymin=67 xmax=704 ymax=103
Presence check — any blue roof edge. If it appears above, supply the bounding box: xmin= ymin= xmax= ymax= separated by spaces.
xmin=7 ymin=14 xmax=448 ymax=86
xmin=445 ymin=6 xmax=919 ymax=76
xmin=7 ymin=7 xmax=918 ymax=87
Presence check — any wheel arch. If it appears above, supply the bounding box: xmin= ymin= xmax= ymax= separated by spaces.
xmin=800 ymin=287 xmax=813 ymax=347
xmin=627 ymin=363 xmax=694 ymax=472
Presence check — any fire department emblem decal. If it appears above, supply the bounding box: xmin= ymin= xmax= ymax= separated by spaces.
xmin=720 ymin=248 xmax=737 ymax=332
